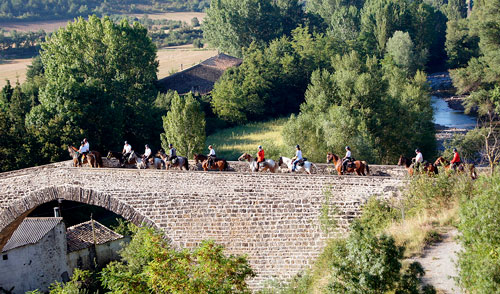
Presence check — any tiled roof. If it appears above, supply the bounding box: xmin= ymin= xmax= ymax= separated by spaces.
xmin=2 ymin=217 xmax=63 ymax=252
xmin=157 ymin=53 xmax=242 ymax=95
xmin=66 ymin=220 xmax=124 ymax=253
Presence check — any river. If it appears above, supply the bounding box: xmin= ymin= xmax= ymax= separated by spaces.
xmin=431 ymin=96 xmax=476 ymax=129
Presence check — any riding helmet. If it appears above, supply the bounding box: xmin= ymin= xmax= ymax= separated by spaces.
xmin=296 ymin=144 xmax=300 ymax=148
xmin=346 ymin=146 xmax=350 ymax=150
xmin=209 ymin=145 xmax=213 ymax=148
xmin=124 ymin=141 xmax=128 ymax=144
xmin=145 ymin=144 xmax=149 ymax=148
xmin=415 ymin=148 xmax=420 ymax=152
xmin=453 ymin=148 xmax=457 ymax=152
xmin=169 ymin=143 xmax=173 ymax=148
xmin=258 ymin=145 xmax=262 ymax=149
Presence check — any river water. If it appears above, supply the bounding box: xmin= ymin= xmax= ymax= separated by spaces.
xmin=431 ymin=96 xmax=476 ymax=129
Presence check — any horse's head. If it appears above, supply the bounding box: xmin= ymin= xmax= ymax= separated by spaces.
xmin=434 ymin=156 xmax=447 ymax=166
xmin=238 ymin=153 xmax=251 ymax=161
xmin=397 ymin=155 xmax=405 ymax=166
xmin=326 ymin=152 xmax=333 ymax=163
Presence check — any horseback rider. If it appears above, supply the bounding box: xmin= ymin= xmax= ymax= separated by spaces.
xmin=207 ymin=145 xmax=216 ymax=168
xmin=168 ymin=143 xmax=177 ymax=162
xmin=413 ymin=148 xmax=424 ymax=171
xmin=292 ymin=145 xmax=303 ymax=172
xmin=122 ymin=141 xmax=132 ymax=157
xmin=342 ymin=146 xmax=353 ymax=173
xmin=450 ymin=148 xmax=462 ymax=171
xmin=143 ymin=144 xmax=152 ymax=167
xmin=256 ymin=145 xmax=265 ymax=171
xmin=77 ymin=139 xmax=89 ymax=166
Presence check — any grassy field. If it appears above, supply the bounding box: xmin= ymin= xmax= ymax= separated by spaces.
xmin=205 ymin=118 xmax=293 ymax=161
xmin=0 ymin=46 xmax=217 ymax=89
xmin=0 ymin=58 xmax=32 ymax=88
xmin=0 ymin=12 xmax=206 ymax=33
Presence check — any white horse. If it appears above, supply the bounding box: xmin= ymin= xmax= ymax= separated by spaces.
xmin=238 ymin=153 xmax=278 ymax=173
xmin=128 ymin=151 xmax=162 ymax=169
xmin=278 ymin=156 xmax=317 ymax=174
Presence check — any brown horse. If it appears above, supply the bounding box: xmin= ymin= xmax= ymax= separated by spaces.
xmin=68 ymin=146 xmax=103 ymax=168
xmin=193 ymin=153 xmax=229 ymax=171
xmin=398 ymin=155 xmax=437 ymax=176
xmin=326 ymin=153 xmax=369 ymax=176
xmin=434 ymin=156 xmax=477 ymax=179
xmin=398 ymin=155 xmax=414 ymax=176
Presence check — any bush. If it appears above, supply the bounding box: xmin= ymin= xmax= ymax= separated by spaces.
xmin=458 ymin=173 xmax=500 ymax=293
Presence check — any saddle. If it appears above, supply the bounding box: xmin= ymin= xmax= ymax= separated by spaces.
xmin=298 ymin=158 xmax=307 ymax=166
xmin=172 ymin=157 xmax=178 ymax=165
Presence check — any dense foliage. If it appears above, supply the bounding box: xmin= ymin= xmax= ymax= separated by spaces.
xmin=161 ymin=91 xmax=206 ymax=157
xmin=282 ymin=50 xmax=435 ymax=164
xmin=101 ymin=227 xmax=255 ymax=293
xmin=0 ymin=0 xmax=210 ymax=21
xmin=458 ymin=173 xmax=500 ymax=293
xmin=203 ymin=0 xmax=316 ymax=57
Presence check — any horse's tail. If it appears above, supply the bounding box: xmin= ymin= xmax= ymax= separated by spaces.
xmin=184 ymin=158 xmax=189 ymax=170
xmin=224 ymin=160 xmax=229 ymax=171
xmin=434 ymin=164 xmax=439 ymax=175
xmin=471 ymin=165 xmax=477 ymax=180
xmin=363 ymin=161 xmax=370 ymax=175
xmin=96 ymin=154 xmax=103 ymax=168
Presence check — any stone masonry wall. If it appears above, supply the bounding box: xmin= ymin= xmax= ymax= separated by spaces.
xmin=0 ymin=163 xmax=404 ymax=289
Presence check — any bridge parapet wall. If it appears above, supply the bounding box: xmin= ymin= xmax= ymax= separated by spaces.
xmin=0 ymin=164 xmax=404 ymax=289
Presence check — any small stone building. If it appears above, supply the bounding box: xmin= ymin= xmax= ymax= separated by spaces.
xmin=0 ymin=218 xmax=127 ymax=294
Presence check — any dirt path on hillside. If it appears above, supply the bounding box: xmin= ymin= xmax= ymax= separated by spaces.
xmin=413 ymin=229 xmax=462 ymax=294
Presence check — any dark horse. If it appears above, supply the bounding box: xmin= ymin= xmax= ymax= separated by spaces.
xmin=107 ymin=151 xmax=126 ymax=166
xmin=68 ymin=146 xmax=103 ymax=168
xmin=326 ymin=152 xmax=369 ymax=176
xmin=398 ymin=155 xmax=437 ymax=176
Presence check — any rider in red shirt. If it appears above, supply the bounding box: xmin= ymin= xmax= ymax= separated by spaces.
xmin=256 ymin=145 xmax=265 ymax=171
xmin=450 ymin=148 xmax=461 ymax=171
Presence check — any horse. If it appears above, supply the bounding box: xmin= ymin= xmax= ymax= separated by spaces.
xmin=107 ymin=151 xmax=126 ymax=167
xmin=157 ymin=150 xmax=188 ymax=170
xmin=193 ymin=153 xmax=229 ymax=171
xmin=434 ymin=156 xmax=477 ymax=179
xmin=398 ymin=155 xmax=437 ymax=177
xmin=128 ymin=151 xmax=162 ymax=169
xmin=278 ymin=156 xmax=317 ymax=174
xmin=68 ymin=146 xmax=103 ymax=168
xmin=326 ymin=153 xmax=369 ymax=176
xmin=193 ymin=153 xmax=208 ymax=164
xmin=238 ymin=153 xmax=277 ymax=173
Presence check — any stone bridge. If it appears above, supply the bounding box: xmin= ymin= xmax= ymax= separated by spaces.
xmin=0 ymin=161 xmax=405 ymax=288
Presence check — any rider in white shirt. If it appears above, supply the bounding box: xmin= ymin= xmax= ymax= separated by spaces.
xmin=292 ymin=145 xmax=303 ymax=172
xmin=207 ymin=145 xmax=216 ymax=167
xmin=342 ymin=146 xmax=353 ymax=174
xmin=414 ymin=148 xmax=424 ymax=171
xmin=143 ymin=144 xmax=152 ymax=167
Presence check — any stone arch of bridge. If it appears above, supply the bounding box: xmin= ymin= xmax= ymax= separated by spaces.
xmin=0 ymin=185 xmax=154 ymax=252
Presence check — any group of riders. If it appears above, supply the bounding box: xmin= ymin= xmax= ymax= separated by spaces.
xmin=76 ymin=137 xmax=466 ymax=175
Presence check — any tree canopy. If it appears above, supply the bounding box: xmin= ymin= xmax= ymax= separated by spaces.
xmin=25 ymin=15 xmax=160 ymax=162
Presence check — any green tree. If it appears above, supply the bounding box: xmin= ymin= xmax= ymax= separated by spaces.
xmin=203 ymin=0 xmax=308 ymax=57
xmin=101 ymin=227 xmax=255 ymax=294
xmin=385 ymin=31 xmax=425 ymax=76
xmin=445 ymin=18 xmax=480 ymax=69
xmin=161 ymin=92 xmax=206 ymax=157
xmin=25 ymin=15 xmax=159 ymax=162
